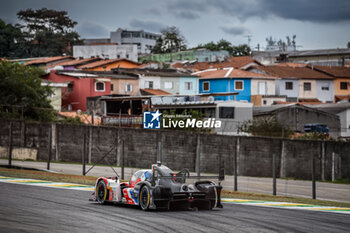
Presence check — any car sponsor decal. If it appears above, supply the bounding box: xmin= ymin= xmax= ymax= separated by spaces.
xmin=0 ymin=176 xmax=94 ymax=191
xmin=222 ymin=198 xmax=350 ymax=214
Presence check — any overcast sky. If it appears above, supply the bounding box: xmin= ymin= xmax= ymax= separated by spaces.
xmin=1 ymin=0 xmax=350 ymax=51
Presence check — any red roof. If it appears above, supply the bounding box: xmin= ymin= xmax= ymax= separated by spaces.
xmin=172 ymin=56 xmax=260 ymax=71
xmin=311 ymin=66 xmax=350 ymax=78
xmin=43 ymin=57 xmax=102 ymax=69
xmin=23 ymin=56 xmax=73 ymax=66
xmin=275 ymin=62 xmax=307 ymax=67
xmin=77 ymin=59 xmax=140 ymax=69
xmin=256 ymin=66 xmax=333 ymax=79
xmin=197 ymin=68 xmax=276 ymax=79
xmin=140 ymin=89 xmax=171 ymax=95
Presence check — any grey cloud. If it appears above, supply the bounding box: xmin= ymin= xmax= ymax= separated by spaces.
xmin=129 ymin=19 xmax=165 ymax=33
xmin=220 ymin=26 xmax=249 ymax=36
xmin=174 ymin=11 xmax=200 ymax=20
xmin=168 ymin=0 xmax=350 ymax=22
xmin=167 ymin=0 xmax=206 ymax=19
xmin=76 ymin=21 xmax=109 ymax=38
xmin=144 ymin=8 xmax=162 ymax=16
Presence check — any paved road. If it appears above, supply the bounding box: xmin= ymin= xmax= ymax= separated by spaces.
xmin=0 ymin=182 xmax=349 ymax=233
xmin=1 ymin=159 xmax=350 ymax=203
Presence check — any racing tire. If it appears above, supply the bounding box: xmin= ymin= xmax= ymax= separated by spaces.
xmin=139 ymin=185 xmax=150 ymax=211
xmin=96 ymin=180 xmax=108 ymax=204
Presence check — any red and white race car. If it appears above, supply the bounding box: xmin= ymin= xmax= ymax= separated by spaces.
xmin=92 ymin=162 xmax=224 ymax=210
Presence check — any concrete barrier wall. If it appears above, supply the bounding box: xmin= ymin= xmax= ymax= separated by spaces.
xmin=0 ymin=119 xmax=349 ymax=181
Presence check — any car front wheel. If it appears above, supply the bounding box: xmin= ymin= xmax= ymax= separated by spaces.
xmin=139 ymin=186 xmax=150 ymax=211
xmin=96 ymin=180 xmax=108 ymax=204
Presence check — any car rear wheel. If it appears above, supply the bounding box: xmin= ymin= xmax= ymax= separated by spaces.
xmin=96 ymin=180 xmax=108 ymax=204
xmin=139 ymin=186 xmax=150 ymax=211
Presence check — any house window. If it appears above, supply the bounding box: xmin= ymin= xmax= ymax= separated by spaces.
xmin=126 ymin=54 xmax=129 ymax=59
xmin=304 ymin=82 xmax=311 ymax=91
xmin=145 ymin=81 xmax=153 ymax=89
xmin=340 ymin=82 xmax=348 ymax=90
xmin=321 ymin=83 xmax=329 ymax=91
xmin=117 ymin=55 xmax=120 ymax=59
xmin=125 ymin=84 xmax=132 ymax=92
xmin=111 ymin=84 xmax=114 ymax=91
xmin=219 ymin=107 xmax=235 ymax=119
xmin=203 ymin=81 xmax=210 ymax=91
xmin=95 ymin=82 xmax=105 ymax=92
xmin=235 ymin=80 xmax=243 ymax=90
xmin=285 ymin=82 xmax=293 ymax=90
xmin=164 ymin=81 xmax=173 ymax=89
xmin=185 ymin=82 xmax=193 ymax=90
xmin=68 ymin=83 xmax=74 ymax=92
xmin=263 ymin=100 xmax=267 ymax=105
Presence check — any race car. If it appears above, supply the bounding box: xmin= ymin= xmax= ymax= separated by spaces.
xmin=92 ymin=162 xmax=224 ymax=210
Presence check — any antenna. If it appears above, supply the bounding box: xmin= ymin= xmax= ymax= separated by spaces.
xmin=244 ymin=35 xmax=252 ymax=47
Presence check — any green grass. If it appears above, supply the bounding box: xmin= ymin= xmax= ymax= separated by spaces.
xmin=222 ymin=190 xmax=350 ymax=208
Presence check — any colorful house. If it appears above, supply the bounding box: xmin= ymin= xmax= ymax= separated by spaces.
xmin=310 ymin=66 xmax=350 ymax=102
xmin=196 ymin=68 xmax=275 ymax=102
xmin=114 ymin=68 xmax=198 ymax=96
xmin=43 ymin=70 xmax=112 ymax=111
xmin=77 ymin=59 xmax=141 ymax=71
xmin=249 ymin=66 xmax=334 ymax=103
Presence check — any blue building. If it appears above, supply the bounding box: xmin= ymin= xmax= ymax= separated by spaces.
xmin=197 ymin=68 xmax=273 ymax=102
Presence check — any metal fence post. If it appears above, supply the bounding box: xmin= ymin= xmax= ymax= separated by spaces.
xmin=47 ymin=126 xmax=52 ymax=170
xmin=195 ymin=134 xmax=200 ymax=178
xmin=8 ymin=122 xmax=13 ymax=167
xmin=121 ymin=140 xmax=124 ymax=180
xmin=312 ymin=156 xmax=316 ymax=199
xmin=234 ymin=137 xmax=239 ymax=191
xmin=272 ymin=153 xmax=276 ymax=196
xmin=82 ymin=133 xmax=86 ymax=176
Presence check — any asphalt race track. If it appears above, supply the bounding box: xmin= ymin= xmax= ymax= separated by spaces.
xmin=0 ymin=183 xmax=349 ymax=233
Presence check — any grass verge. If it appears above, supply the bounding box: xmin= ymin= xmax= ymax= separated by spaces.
xmin=222 ymin=190 xmax=350 ymax=208
xmin=1 ymin=167 xmax=350 ymax=208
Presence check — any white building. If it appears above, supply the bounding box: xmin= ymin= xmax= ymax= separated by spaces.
xmin=73 ymin=44 xmax=138 ymax=62
xmin=110 ymin=28 xmax=161 ymax=54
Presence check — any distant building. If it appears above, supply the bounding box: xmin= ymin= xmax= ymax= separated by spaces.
xmin=73 ymin=44 xmax=138 ymax=62
xmin=23 ymin=56 xmax=74 ymax=68
xmin=110 ymin=28 xmax=161 ymax=54
xmin=310 ymin=66 xmax=350 ymax=101
xmin=41 ymin=80 xmax=68 ymax=111
xmin=249 ymin=66 xmax=335 ymax=103
xmin=77 ymin=59 xmax=141 ymax=71
xmin=253 ymin=48 xmax=350 ymax=66
xmin=253 ymin=104 xmax=341 ymax=138
xmin=140 ymin=49 xmax=229 ymax=63
xmin=196 ymin=68 xmax=276 ymax=102
xmin=114 ymin=68 xmax=199 ymax=96
xmin=172 ymin=56 xmax=261 ymax=72
xmin=309 ymin=103 xmax=350 ymax=138
xmin=43 ymin=70 xmax=112 ymax=111
xmin=87 ymin=94 xmax=253 ymax=135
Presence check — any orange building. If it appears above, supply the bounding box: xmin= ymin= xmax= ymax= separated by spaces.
xmin=312 ymin=66 xmax=350 ymax=101
xmin=77 ymin=59 xmax=141 ymax=71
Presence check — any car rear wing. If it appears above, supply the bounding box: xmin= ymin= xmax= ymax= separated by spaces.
xmin=151 ymin=163 xmax=225 ymax=185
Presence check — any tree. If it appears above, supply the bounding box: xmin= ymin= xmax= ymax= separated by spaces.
xmin=232 ymin=44 xmax=251 ymax=56
xmin=195 ymin=39 xmax=250 ymax=56
xmin=347 ymin=41 xmax=350 ymax=48
xmin=16 ymin=8 xmax=82 ymax=57
xmin=152 ymin=26 xmax=186 ymax=53
xmin=0 ymin=60 xmax=55 ymax=121
xmin=0 ymin=19 xmax=28 ymax=58
xmin=238 ymin=117 xmax=293 ymax=138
